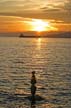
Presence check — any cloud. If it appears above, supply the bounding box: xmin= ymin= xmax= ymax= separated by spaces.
xmin=0 ymin=15 xmax=34 ymax=23
xmin=0 ymin=15 xmax=36 ymax=32
xmin=0 ymin=15 xmax=70 ymax=32
xmin=39 ymin=0 xmax=71 ymax=23
xmin=41 ymin=0 xmax=71 ymax=12
xmin=0 ymin=0 xmax=71 ymax=23
xmin=64 ymin=0 xmax=71 ymax=11
xmin=0 ymin=0 xmax=40 ymax=10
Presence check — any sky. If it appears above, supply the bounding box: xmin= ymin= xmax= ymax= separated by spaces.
xmin=0 ymin=0 xmax=71 ymax=32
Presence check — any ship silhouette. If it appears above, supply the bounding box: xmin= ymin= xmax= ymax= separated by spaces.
xmin=19 ymin=33 xmax=24 ymax=37
xmin=19 ymin=33 xmax=45 ymax=38
xmin=19 ymin=32 xmax=71 ymax=38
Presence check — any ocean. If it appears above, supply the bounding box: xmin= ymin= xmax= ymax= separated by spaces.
xmin=0 ymin=37 xmax=71 ymax=108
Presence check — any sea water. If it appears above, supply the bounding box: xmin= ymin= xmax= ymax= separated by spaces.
xmin=0 ymin=37 xmax=71 ymax=108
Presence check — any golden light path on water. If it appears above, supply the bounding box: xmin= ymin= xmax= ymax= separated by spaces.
xmin=37 ymin=38 xmax=42 ymax=49
xmin=15 ymin=38 xmax=53 ymax=108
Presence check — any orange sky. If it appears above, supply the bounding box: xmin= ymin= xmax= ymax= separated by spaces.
xmin=0 ymin=0 xmax=71 ymax=33
xmin=0 ymin=15 xmax=70 ymax=33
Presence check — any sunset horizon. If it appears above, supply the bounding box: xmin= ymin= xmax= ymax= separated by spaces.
xmin=0 ymin=1 xmax=71 ymax=108
xmin=0 ymin=0 xmax=71 ymax=33
xmin=0 ymin=15 xmax=70 ymax=33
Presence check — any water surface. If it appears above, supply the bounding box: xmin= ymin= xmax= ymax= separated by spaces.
xmin=0 ymin=37 xmax=71 ymax=108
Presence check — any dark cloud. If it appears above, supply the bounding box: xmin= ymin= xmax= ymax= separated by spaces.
xmin=64 ymin=0 xmax=71 ymax=11
xmin=39 ymin=1 xmax=71 ymax=23
xmin=40 ymin=3 xmax=63 ymax=11
xmin=40 ymin=1 xmax=71 ymax=12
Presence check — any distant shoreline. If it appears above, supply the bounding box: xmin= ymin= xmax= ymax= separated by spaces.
xmin=0 ymin=36 xmax=71 ymax=38
xmin=19 ymin=36 xmax=71 ymax=38
xmin=0 ymin=32 xmax=71 ymax=38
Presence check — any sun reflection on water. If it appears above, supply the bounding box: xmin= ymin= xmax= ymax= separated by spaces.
xmin=37 ymin=38 xmax=42 ymax=50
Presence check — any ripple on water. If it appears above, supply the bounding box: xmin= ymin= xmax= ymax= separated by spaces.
xmin=0 ymin=38 xmax=71 ymax=108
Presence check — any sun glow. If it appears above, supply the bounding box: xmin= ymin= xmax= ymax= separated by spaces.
xmin=18 ymin=18 xmax=58 ymax=32
xmin=31 ymin=19 xmax=50 ymax=32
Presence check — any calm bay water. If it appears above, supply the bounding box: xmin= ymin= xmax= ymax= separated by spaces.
xmin=0 ymin=37 xmax=71 ymax=108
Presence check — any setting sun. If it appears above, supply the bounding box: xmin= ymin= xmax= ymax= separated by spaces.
xmin=29 ymin=19 xmax=58 ymax=32
xmin=31 ymin=19 xmax=50 ymax=32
